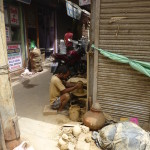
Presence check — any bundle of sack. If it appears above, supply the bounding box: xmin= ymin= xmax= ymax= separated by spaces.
xmin=30 ymin=48 xmax=43 ymax=72
xmin=98 ymin=122 xmax=150 ymax=150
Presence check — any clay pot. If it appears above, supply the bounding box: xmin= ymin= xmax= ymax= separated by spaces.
xmin=72 ymin=89 xmax=87 ymax=97
xmin=72 ymin=81 xmax=87 ymax=97
xmin=72 ymin=125 xmax=81 ymax=137
xmin=69 ymin=105 xmax=80 ymax=121
xmin=83 ymin=102 xmax=105 ymax=130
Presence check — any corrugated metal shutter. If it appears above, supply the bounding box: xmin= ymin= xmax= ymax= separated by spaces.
xmin=97 ymin=0 xmax=150 ymax=123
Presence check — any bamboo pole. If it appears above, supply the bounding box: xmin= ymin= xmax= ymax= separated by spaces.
xmin=0 ymin=0 xmax=20 ymax=149
xmin=86 ymin=51 xmax=89 ymax=111
xmin=93 ymin=0 xmax=101 ymax=103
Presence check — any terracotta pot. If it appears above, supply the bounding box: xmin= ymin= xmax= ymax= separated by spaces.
xmin=83 ymin=102 xmax=105 ymax=130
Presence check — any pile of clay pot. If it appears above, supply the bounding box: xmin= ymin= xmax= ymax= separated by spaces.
xmin=57 ymin=125 xmax=99 ymax=150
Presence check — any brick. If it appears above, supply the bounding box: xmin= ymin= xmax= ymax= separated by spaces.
xmin=43 ymin=105 xmax=57 ymax=115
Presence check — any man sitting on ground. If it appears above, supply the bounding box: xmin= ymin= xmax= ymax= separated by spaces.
xmin=49 ymin=65 xmax=80 ymax=115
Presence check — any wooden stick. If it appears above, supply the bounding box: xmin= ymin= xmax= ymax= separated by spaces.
xmin=0 ymin=114 xmax=6 ymax=150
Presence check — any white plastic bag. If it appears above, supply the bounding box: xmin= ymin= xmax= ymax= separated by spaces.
xmin=21 ymin=68 xmax=33 ymax=76
xmin=13 ymin=141 xmax=34 ymax=150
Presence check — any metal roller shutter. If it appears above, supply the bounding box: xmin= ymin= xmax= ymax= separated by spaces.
xmin=97 ymin=0 xmax=150 ymax=123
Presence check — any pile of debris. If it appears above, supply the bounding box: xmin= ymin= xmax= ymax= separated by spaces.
xmin=57 ymin=100 xmax=150 ymax=150
xmin=57 ymin=102 xmax=105 ymax=150
xmin=57 ymin=122 xmax=150 ymax=150
xmin=58 ymin=124 xmax=100 ymax=150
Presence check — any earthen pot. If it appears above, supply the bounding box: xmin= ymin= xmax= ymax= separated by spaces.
xmin=83 ymin=102 xmax=105 ymax=130
xmin=72 ymin=81 xmax=87 ymax=97
xmin=69 ymin=105 xmax=80 ymax=121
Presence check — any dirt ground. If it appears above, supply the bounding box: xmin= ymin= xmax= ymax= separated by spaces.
xmin=18 ymin=116 xmax=71 ymax=150
xmin=12 ymin=69 xmax=73 ymax=149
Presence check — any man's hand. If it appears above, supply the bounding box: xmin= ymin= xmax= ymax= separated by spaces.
xmin=61 ymin=81 xmax=83 ymax=95
xmin=65 ymin=82 xmax=75 ymax=87
xmin=75 ymin=82 xmax=83 ymax=89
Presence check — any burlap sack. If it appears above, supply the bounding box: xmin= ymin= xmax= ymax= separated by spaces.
xmin=99 ymin=122 xmax=150 ymax=150
xmin=30 ymin=48 xmax=43 ymax=72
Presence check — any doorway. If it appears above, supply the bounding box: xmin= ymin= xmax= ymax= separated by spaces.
xmin=38 ymin=7 xmax=55 ymax=58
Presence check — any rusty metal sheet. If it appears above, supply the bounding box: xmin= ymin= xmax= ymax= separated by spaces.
xmin=97 ymin=0 xmax=150 ymax=124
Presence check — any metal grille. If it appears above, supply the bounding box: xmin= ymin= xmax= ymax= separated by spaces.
xmin=97 ymin=0 xmax=150 ymax=123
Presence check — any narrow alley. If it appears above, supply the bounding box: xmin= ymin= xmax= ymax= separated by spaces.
xmin=1 ymin=0 xmax=150 ymax=149
xmin=12 ymin=69 xmax=71 ymax=150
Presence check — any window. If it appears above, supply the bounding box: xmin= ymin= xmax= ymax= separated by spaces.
xmin=4 ymin=5 xmax=21 ymax=43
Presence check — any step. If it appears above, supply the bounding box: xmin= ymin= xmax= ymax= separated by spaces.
xmin=43 ymin=105 xmax=57 ymax=115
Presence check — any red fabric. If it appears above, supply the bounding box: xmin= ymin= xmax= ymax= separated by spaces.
xmin=64 ymin=32 xmax=73 ymax=47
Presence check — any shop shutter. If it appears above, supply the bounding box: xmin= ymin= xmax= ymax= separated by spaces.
xmin=97 ymin=0 xmax=150 ymax=123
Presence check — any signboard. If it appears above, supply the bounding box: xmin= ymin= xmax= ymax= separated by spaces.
xmin=79 ymin=0 xmax=91 ymax=6
xmin=5 ymin=27 xmax=11 ymax=42
xmin=7 ymin=45 xmax=22 ymax=71
xmin=10 ymin=6 xmax=19 ymax=25
xmin=66 ymin=1 xmax=82 ymax=20
xmin=16 ymin=0 xmax=31 ymax=4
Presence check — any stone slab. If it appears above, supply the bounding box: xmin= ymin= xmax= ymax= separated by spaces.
xmin=43 ymin=105 xmax=57 ymax=115
xmin=18 ymin=117 xmax=60 ymax=150
xmin=76 ymin=141 xmax=90 ymax=150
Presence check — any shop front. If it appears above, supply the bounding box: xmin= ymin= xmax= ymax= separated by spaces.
xmin=4 ymin=0 xmax=26 ymax=73
xmin=23 ymin=0 xmax=57 ymax=62
xmin=90 ymin=0 xmax=150 ymax=125
xmin=3 ymin=0 xmax=90 ymax=73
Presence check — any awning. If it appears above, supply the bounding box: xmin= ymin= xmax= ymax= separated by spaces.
xmin=66 ymin=1 xmax=82 ymax=20
xmin=66 ymin=1 xmax=90 ymax=20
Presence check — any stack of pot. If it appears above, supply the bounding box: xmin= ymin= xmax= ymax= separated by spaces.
xmin=58 ymin=125 xmax=90 ymax=150
xmin=30 ymin=48 xmax=43 ymax=72
xmin=69 ymin=81 xmax=87 ymax=122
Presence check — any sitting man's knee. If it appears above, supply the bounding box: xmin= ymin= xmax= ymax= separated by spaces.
xmin=61 ymin=93 xmax=70 ymax=102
